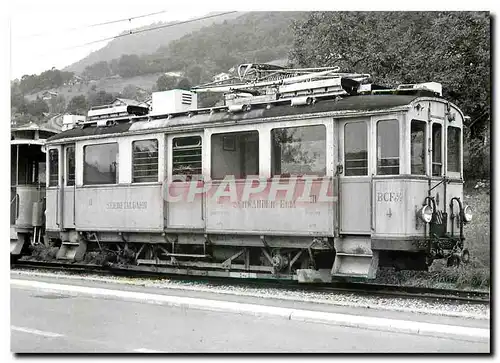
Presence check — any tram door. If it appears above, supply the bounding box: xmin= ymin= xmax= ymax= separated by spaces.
xmin=62 ymin=145 xmax=76 ymax=228
xmin=165 ymin=134 xmax=205 ymax=229
xmin=45 ymin=146 xmax=62 ymax=231
xmin=338 ymin=120 xmax=372 ymax=234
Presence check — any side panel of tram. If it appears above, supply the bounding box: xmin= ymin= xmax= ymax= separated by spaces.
xmin=44 ymin=115 xmax=339 ymax=274
xmin=42 ymin=97 xmax=468 ymax=280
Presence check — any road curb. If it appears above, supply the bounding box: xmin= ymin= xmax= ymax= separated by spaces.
xmin=11 ymin=279 xmax=489 ymax=341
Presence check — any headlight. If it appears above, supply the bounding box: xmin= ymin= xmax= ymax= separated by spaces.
xmin=418 ymin=205 xmax=433 ymax=223
xmin=463 ymin=205 xmax=473 ymax=222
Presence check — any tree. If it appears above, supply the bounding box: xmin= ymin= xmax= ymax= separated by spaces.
xmin=156 ymin=75 xmax=177 ymax=91
xmin=176 ymin=78 xmax=192 ymax=90
xmin=289 ymin=11 xmax=490 ymax=179
xmin=11 ymin=85 xmax=28 ymax=114
xmin=83 ymin=61 xmax=111 ymax=80
xmin=185 ymin=65 xmax=204 ymax=86
xmin=117 ymin=54 xmax=144 ymax=78
xmin=121 ymin=84 xmax=140 ymax=100
xmin=48 ymin=94 xmax=66 ymax=114
xmin=88 ymin=90 xmax=115 ymax=108
xmin=66 ymin=95 xmax=88 ymax=115
xmin=25 ymin=97 xmax=49 ymax=120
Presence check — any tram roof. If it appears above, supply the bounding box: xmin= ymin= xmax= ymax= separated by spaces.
xmin=47 ymin=94 xmax=422 ymax=142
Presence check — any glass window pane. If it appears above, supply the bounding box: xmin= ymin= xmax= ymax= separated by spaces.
xmin=344 ymin=122 xmax=367 ymax=176
xmin=38 ymin=162 xmax=46 ymax=186
xmin=211 ymin=131 xmax=259 ymax=180
xmin=447 ymin=127 xmax=461 ymax=173
xmin=49 ymin=149 xmax=59 ymax=186
xmin=377 ymin=120 xmax=399 ymax=175
xmin=173 ymin=136 xmax=202 ymax=180
xmin=66 ymin=146 xmax=75 ymax=186
xmin=132 ymin=139 xmax=158 ymax=183
xmin=271 ymin=125 xmax=326 ymax=177
xmin=411 ymin=121 xmax=426 ymax=175
xmin=432 ymin=123 xmax=442 ymax=176
xmin=84 ymin=143 xmax=118 ymax=185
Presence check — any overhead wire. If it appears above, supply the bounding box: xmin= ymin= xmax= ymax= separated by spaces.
xmin=18 ymin=10 xmax=169 ymax=39
xmin=61 ymin=11 xmax=238 ymax=50
xmin=14 ymin=10 xmax=239 ymax=74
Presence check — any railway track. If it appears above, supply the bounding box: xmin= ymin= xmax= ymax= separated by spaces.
xmin=11 ymin=259 xmax=490 ymax=304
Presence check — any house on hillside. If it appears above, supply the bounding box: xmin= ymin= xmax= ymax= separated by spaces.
xmin=164 ymin=71 xmax=184 ymax=78
xmin=64 ymin=75 xmax=83 ymax=86
xmin=41 ymin=91 xmax=58 ymax=101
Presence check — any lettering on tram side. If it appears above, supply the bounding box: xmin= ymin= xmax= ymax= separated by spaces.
xmin=376 ymin=191 xmax=404 ymax=203
xmin=232 ymin=200 xmax=297 ymax=209
xmin=105 ymin=201 xmax=148 ymax=210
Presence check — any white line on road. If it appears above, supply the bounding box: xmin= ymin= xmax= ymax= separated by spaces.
xmin=11 ymin=279 xmax=490 ymax=341
xmin=133 ymin=348 xmax=163 ymax=353
xmin=11 ymin=326 xmax=64 ymax=338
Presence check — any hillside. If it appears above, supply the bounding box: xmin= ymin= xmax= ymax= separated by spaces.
xmin=14 ymin=12 xmax=308 ymax=118
xmin=64 ymin=12 xmax=243 ymax=74
xmin=24 ymin=73 xmax=163 ymax=103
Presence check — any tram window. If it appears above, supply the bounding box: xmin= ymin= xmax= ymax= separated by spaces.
xmin=83 ymin=143 xmax=118 ymax=185
xmin=344 ymin=122 xmax=367 ymax=176
xmin=447 ymin=126 xmax=461 ymax=173
xmin=132 ymin=139 xmax=158 ymax=183
xmin=38 ymin=162 xmax=46 ymax=186
xmin=271 ymin=125 xmax=326 ymax=177
xmin=432 ymin=123 xmax=442 ymax=176
xmin=411 ymin=121 xmax=426 ymax=175
xmin=66 ymin=146 xmax=75 ymax=186
xmin=48 ymin=149 xmax=59 ymax=186
xmin=377 ymin=120 xmax=400 ymax=175
xmin=172 ymin=136 xmax=202 ymax=180
xmin=211 ymin=131 xmax=259 ymax=180
xmin=16 ymin=145 xmax=46 ymax=185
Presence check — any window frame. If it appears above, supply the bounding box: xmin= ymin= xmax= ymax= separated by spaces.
xmin=410 ymin=120 xmax=427 ymax=176
xmin=131 ymin=138 xmax=159 ymax=184
xmin=271 ymin=124 xmax=327 ymax=178
xmin=48 ymin=148 xmax=59 ymax=187
xmin=447 ymin=126 xmax=462 ymax=175
xmin=343 ymin=121 xmax=368 ymax=177
xmin=376 ymin=119 xmax=400 ymax=176
xmin=210 ymin=130 xmax=260 ymax=180
xmin=431 ymin=122 xmax=443 ymax=177
xmin=83 ymin=142 xmax=119 ymax=186
xmin=65 ymin=145 xmax=76 ymax=187
xmin=172 ymin=135 xmax=203 ymax=181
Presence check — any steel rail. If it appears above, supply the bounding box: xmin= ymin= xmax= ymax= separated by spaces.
xmin=11 ymin=259 xmax=490 ymax=304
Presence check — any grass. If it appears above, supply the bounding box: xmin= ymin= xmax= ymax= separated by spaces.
xmin=375 ymin=183 xmax=491 ymax=291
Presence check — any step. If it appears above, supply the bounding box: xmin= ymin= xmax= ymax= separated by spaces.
xmin=56 ymin=241 xmax=87 ymax=261
xmin=332 ymin=236 xmax=378 ymax=279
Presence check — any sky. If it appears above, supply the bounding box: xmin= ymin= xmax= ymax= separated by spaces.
xmin=9 ymin=1 xmax=215 ymax=79
xmin=9 ymin=0 xmax=495 ymax=80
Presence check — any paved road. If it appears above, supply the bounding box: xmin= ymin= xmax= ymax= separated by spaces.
xmin=10 ymin=275 xmax=490 ymax=353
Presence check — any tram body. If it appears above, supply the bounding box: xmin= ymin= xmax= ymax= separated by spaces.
xmin=39 ymin=81 xmax=471 ymax=280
